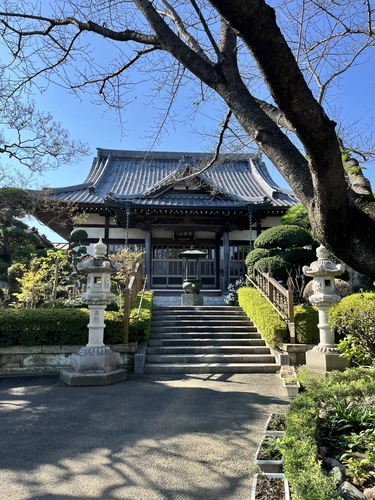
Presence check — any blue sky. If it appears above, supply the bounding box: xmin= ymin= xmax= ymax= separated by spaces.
xmin=2 ymin=26 xmax=373 ymax=243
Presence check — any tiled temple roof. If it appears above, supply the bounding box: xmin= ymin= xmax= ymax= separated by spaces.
xmin=44 ymin=149 xmax=298 ymax=209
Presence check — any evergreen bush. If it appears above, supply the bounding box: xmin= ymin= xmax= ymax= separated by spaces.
xmin=0 ymin=291 xmax=153 ymax=346
xmin=253 ymin=255 xmax=288 ymax=281
xmin=128 ymin=291 xmax=153 ymax=342
xmin=237 ymin=287 xmax=288 ymax=348
xmin=254 ymin=225 xmax=314 ymax=250
xmin=328 ymin=292 xmax=375 ymax=366
xmin=283 ymin=368 xmax=375 ymax=500
xmin=294 ymin=305 xmax=319 ymax=344
xmin=245 ymin=248 xmax=272 ymax=275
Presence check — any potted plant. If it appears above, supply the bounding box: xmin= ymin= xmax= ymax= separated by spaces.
xmin=264 ymin=411 xmax=287 ymax=436
xmin=251 ymin=473 xmax=290 ymax=500
xmin=283 ymin=378 xmax=300 ymax=399
xmin=254 ymin=435 xmax=284 ymax=473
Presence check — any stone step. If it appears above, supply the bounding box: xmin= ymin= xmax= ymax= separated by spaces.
xmin=144 ymin=304 xmax=278 ymax=375
xmin=144 ymin=363 xmax=280 ymax=374
xmin=147 ymin=338 xmax=267 ymax=347
xmin=150 ymin=331 xmax=261 ymax=339
xmin=150 ymin=326 xmax=257 ymax=334
xmin=145 ymin=354 xmax=276 ymax=364
xmin=150 ymin=319 xmax=254 ymax=326
xmin=146 ymin=345 xmax=271 ymax=355
xmin=152 ymin=308 xmax=247 ymax=316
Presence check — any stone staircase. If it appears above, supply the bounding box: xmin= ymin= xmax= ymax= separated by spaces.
xmin=144 ymin=306 xmax=280 ymax=374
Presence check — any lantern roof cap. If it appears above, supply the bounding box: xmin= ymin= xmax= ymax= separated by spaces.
xmin=178 ymin=246 xmax=207 ymax=259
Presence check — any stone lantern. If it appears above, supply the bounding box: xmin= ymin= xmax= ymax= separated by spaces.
xmin=59 ymin=239 xmax=127 ymax=386
xmin=302 ymin=244 xmax=349 ymax=375
xmin=178 ymin=247 xmax=207 ymax=306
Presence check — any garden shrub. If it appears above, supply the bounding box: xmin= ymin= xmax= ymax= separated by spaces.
xmin=238 ymin=287 xmax=288 ymax=348
xmin=328 ymin=292 xmax=375 ymax=366
xmin=254 ymin=225 xmax=314 ymax=250
xmin=247 ymin=225 xmax=315 ymax=283
xmin=128 ymin=291 xmax=153 ymax=342
xmin=245 ymin=248 xmax=272 ymax=275
xmin=253 ymin=255 xmax=288 ymax=281
xmin=294 ymin=305 xmax=319 ymax=344
xmin=0 ymin=291 xmax=153 ymax=346
xmin=283 ymin=367 xmax=375 ymax=500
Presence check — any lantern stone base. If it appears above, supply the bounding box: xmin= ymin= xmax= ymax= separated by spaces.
xmin=305 ymin=347 xmax=349 ymax=377
xmin=59 ymin=346 xmax=127 ymax=386
xmin=181 ymin=294 xmax=204 ymax=306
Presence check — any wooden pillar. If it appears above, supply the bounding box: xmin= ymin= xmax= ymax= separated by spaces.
xmin=145 ymin=226 xmax=151 ymax=290
xmin=223 ymin=225 xmax=230 ymax=291
xmin=104 ymin=215 xmax=110 ymax=244
xmin=215 ymin=241 xmax=221 ymax=290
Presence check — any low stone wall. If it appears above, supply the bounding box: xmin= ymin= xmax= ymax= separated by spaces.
xmin=0 ymin=343 xmax=138 ymax=375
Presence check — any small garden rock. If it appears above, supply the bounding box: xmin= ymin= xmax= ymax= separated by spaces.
xmin=329 ymin=466 xmax=345 ymax=487
xmin=338 ymin=481 xmax=366 ymax=500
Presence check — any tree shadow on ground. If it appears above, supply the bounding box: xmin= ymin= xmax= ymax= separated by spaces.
xmin=0 ymin=373 xmax=289 ymax=499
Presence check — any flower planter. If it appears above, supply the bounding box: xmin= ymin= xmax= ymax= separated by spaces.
xmin=254 ymin=436 xmax=284 ymax=473
xmin=283 ymin=379 xmax=300 ymax=399
xmin=251 ymin=473 xmax=290 ymax=500
xmin=264 ymin=412 xmax=287 ymax=436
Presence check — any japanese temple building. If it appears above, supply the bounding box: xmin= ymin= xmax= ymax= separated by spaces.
xmin=36 ymin=149 xmax=298 ymax=291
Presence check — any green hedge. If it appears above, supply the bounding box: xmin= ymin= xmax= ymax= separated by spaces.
xmin=0 ymin=291 xmax=153 ymax=346
xmin=129 ymin=291 xmax=153 ymax=343
xmin=283 ymin=368 xmax=375 ymax=500
xmin=238 ymin=287 xmax=319 ymax=346
xmin=238 ymin=287 xmax=288 ymax=348
xmin=294 ymin=305 xmax=319 ymax=344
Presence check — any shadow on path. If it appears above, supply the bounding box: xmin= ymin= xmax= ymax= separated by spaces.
xmin=0 ymin=373 xmax=289 ymax=499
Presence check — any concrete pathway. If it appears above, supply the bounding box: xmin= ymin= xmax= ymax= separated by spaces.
xmin=0 ymin=373 xmax=289 ymax=500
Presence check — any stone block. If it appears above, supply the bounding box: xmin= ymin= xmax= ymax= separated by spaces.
xmin=59 ymin=368 xmax=127 ymax=386
xmin=181 ymin=294 xmax=204 ymax=306
xmin=306 ymin=349 xmax=349 ymax=376
xmin=70 ymin=346 xmax=120 ymax=373
xmin=134 ymin=341 xmax=147 ymax=374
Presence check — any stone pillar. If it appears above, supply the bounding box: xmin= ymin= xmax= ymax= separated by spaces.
xmin=302 ymin=245 xmax=349 ymax=376
xmin=59 ymin=239 xmax=127 ymax=386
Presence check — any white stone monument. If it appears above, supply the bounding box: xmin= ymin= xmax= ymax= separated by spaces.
xmin=60 ymin=239 xmax=127 ymax=385
xmin=302 ymin=245 xmax=349 ymax=376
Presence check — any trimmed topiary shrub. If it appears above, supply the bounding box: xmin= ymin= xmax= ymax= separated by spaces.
xmin=253 ymin=255 xmax=289 ymax=281
xmin=245 ymin=248 xmax=272 ymax=275
xmin=294 ymin=305 xmax=319 ymax=344
xmin=283 ymin=247 xmax=315 ymax=266
xmin=238 ymin=287 xmax=288 ymax=348
xmin=254 ymin=225 xmax=314 ymax=250
xmin=328 ymin=292 xmax=375 ymax=366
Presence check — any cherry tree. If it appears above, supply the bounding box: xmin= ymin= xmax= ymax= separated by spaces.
xmin=0 ymin=0 xmax=374 ymax=275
